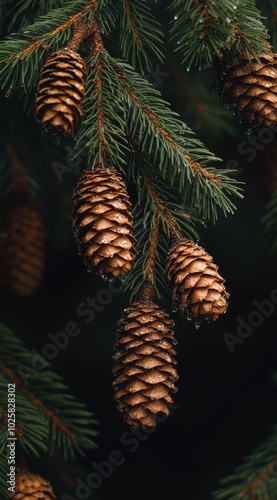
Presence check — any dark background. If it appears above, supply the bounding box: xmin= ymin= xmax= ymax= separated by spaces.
xmin=1 ymin=1 xmax=277 ymax=499
xmin=1 ymin=118 xmax=276 ymax=500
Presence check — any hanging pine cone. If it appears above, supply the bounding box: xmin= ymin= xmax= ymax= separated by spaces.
xmin=34 ymin=47 xmax=86 ymax=137
xmin=0 ymin=203 xmax=46 ymax=297
xmin=71 ymin=165 xmax=137 ymax=279
xmin=216 ymin=51 xmax=277 ymax=128
xmin=112 ymin=281 xmax=178 ymax=428
xmin=166 ymin=238 xmax=229 ymax=324
xmin=12 ymin=471 xmax=57 ymax=500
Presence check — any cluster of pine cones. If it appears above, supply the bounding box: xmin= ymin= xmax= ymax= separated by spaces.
xmin=6 ymin=32 xmax=277 ymax=430
xmin=31 ymin=39 xmax=230 ymax=428
xmin=6 ymin=29 xmax=277 ymax=435
xmin=70 ymin=164 xmax=229 ymax=428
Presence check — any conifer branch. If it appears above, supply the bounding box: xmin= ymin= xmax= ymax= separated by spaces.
xmin=212 ymin=424 xmax=277 ymax=499
xmin=142 ymin=167 xmax=184 ymax=240
xmin=143 ymin=211 xmax=160 ymax=285
xmin=0 ymin=323 xmax=98 ymax=459
xmin=170 ymin=0 xmax=271 ymax=69
xmin=0 ymin=0 xmax=111 ymax=92
xmin=122 ymin=151 xmax=200 ymax=301
xmin=0 ymin=361 xmax=78 ymax=446
xmin=12 ymin=0 xmax=98 ymax=60
xmin=124 ymin=0 xmax=143 ymax=48
xmin=118 ymin=0 xmax=164 ymax=71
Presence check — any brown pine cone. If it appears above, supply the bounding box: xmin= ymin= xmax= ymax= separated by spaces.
xmin=12 ymin=471 xmax=57 ymax=499
xmin=34 ymin=48 xmax=86 ymax=136
xmin=0 ymin=204 xmax=45 ymax=297
xmin=216 ymin=51 xmax=277 ymax=128
xmin=166 ymin=238 xmax=229 ymax=324
xmin=112 ymin=281 xmax=178 ymax=428
xmin=71 ymin=165 xmax=137 ymax=279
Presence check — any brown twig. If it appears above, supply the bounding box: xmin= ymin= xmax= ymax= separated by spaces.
xmin=67 ymin=18 xmax=96 ymax=52
xmin=143 ymin=168 xmax=183 ymax=240
xmin=238 ymin=459 xmax=277 ymax=499
xmin=124 ymin=0 xmax=143 ymax=47
xmin=11 ymin=0 xmax=99 ymax=60
xmin=143 ymin=211 xmax=160 ymax=282
xmin=90 ymin=19 xmax=109 ymax=163
xmin=139 ymin=280 xmax=156 ymax=302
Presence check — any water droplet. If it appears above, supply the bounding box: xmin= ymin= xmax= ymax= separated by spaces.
xmin=186 ymin=311 xmax=193 ymax=321
xmin=5 ymin=86 xmax=13 ymax=98
xmin=187 ymin=66 xmax=190 ymax=72
xmin=194 ymin=322 xmax=201 ymax=330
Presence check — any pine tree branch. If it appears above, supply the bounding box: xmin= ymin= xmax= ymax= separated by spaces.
xmin=170 ymin=0 xmax=271 ymax=70
xmin=0 ymin=0 xmax=111 ymax=92
xmin=118 ymin=0 xmax=164 ymax=71
xmin=0 ymin=362 xmax=78 ymax=446
xmin=74 ymin=50 xmax=128 ymax=167
xmin=0 ymin=323 xmax=98 ymax=459
xmin=11 ymin=0 xmax=98 ymax=60
xmin=212 ymin=424 xmax=277 ymax=499
xmin=142 ymin=167 xmax=184 ymax=240
xmin=0 ymin=372 xmax=49 ymax=457
xmin=122 ymin=150 xmax=200 ymax=301
xmin=143 ymin=211 xmax=160 ymax=283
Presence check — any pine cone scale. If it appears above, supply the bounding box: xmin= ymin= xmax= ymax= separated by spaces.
xmin=166 ymin=238 xmax=229 ymax=323
xmin=216 ymin=51 xmax=277 ymax=128
xmin=72 ymin=166 xmax=137 ymax=278
xmin=113 ymin=288 xmax=178 ymax=428
xmin=12 ymin=472 xmax=57 ymax=500
xmin=34 ymin=48 xmax=86 ymax=136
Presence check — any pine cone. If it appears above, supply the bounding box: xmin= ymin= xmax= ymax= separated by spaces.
xmin=216 ymin=51 xmax=277 ymax=128
xmin=0 ymin=204 xmax=45 ymax=297
xmin=34 ymin=48 xmax=86 ymax=137
xmin=166 ymin=238 xmax=229 ymax=324
xmin=71 ymin=165 xmax=137 ymax=279
xmin=12 ymin=471 xmax=57 ymax=499
xmin=112 ymin=282 xmax=178 ymax=428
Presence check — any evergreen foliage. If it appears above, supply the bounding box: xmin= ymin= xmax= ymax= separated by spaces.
xmin=0 ymin=1 xmax=276 ymax=498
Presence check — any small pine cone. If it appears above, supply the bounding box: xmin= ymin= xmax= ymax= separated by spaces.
xmin=34 ymin=48 xmax=86 ymax=137
xmin=0 ymin=204 xmax=45 ymax=297
xmin=112 ymin=282 xmax=178 ymax=428
xmin=216 ymin=51 xmax=277 ymax=128
xmin=12 ymin=471 xmax=57 ymax=499
xmin=166 ymin=238 xmax=229 ymax=324
xmin=71 ymin=165 xmax=137 ymax=279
